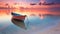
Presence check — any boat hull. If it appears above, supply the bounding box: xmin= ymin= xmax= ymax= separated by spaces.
xmin=11 ymin=16 xmax=26 ymax=29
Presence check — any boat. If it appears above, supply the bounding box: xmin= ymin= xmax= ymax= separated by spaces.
xmin=11 ymin=12 xmax=27 ymax=29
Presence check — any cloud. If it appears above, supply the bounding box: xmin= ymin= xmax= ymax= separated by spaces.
xmin=30 ymin=3 xmax=37 ymax=5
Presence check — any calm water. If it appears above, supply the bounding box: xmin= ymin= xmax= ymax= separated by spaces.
xmin=0 ymin=5 xmax=60 ymax=34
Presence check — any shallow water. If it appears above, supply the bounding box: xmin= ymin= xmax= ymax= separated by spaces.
xmin=0 ymin=5 xmax=60 ymax=34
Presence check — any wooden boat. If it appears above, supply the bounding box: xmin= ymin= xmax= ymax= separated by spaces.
xmin=11 ymin=12 xmax=27 ymax=29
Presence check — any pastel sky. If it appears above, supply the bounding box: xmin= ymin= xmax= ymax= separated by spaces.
xmin=0 ymin=0 xmax=60 ymax=8
xmin=0 ymin=0 xmax=60 ymax=16
xmin=0 ymin=0 xmax=60 ymax=3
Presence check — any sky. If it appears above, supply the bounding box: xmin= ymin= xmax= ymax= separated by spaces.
xmin=0 ymin=0 xmax=60 ymax=17
xmin=0 ymin=0 xmax=60 ymax=8
xmin=0 ymin=0 xmax=60 ymax=3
